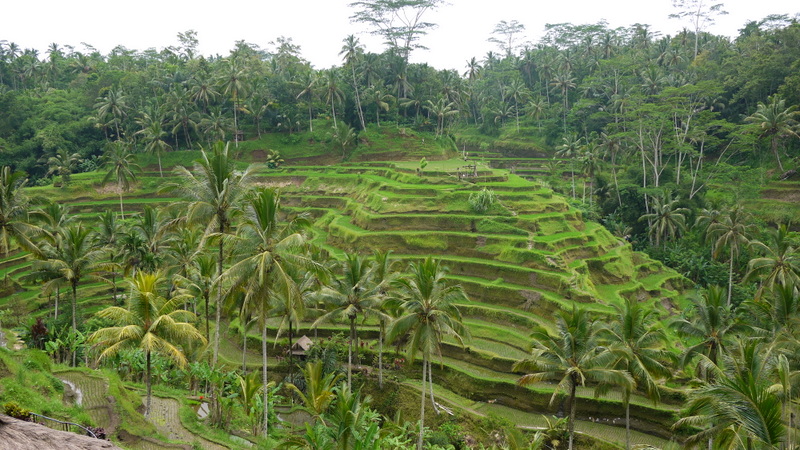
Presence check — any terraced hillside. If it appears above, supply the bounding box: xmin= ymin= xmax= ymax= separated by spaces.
xmin=1 ymin=155 xmax=689 ymax=446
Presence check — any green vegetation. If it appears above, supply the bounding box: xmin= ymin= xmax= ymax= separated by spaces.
xmin=1 ymin=7 xmax=800 ymax=450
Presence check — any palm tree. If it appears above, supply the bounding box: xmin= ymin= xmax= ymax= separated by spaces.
xmin=708 ymin=206 xmax=754 ymax=305
xmin=363 ymin=85 xmax=393 ymax=127
xmin=135 ymin=109 xmax=172 ymax=177
xmin=0 ymin=166 xmax=43 ymax=256
xmin=218 ymin=59 xmax=248 ymax=147
xmin=556 ymin=133 xmax=583 ymax=199
xmin=46 ymin=147 xmax=81 ymax=186
xmin=638 ymin=194 xmax=689 ymax=247
xmin=101 ymin=140 xmax=140 ymax=220
xmin=675 ymin=340 xmax=785 ymax=449
xmin=513 ymin=305 xmax=633 ymax=450
xmin=672 ymin=285 xmax=741 ymax=374
xmin=600 ymin=298 xmax=673 ymax=450
xmin=340 ymin=35 xmax=366 ymax=131
xmin=322 ymin=69 xmax=344 ymax=128
xmin=329 ymin=121 xmax=357 ymax=159
xmin=94 ymin=88 xmax=128 ymax=140
xmin=424 ymin=97 xmax=459 ymax=138
xmin=93 ymin=210 xmax=123 ymax=303
xmin=745 ymin=95 xmax=799 ymax=172
xmin=504 ymin=79 xmax=528 ymax=132
xmin=171 ymin=141 xmax=256 ymax=366
xmin=38 ymin=224 xmax=107 ymax=339
xmin=286 ymin=360 xmax=343 ymax=424
xmin=294 ymin=71 xmax=318 ymax=133
xmin=371 ymin=250 xmax=400 ymax=389
xmin=314 ymin=253 xmax=385 ymax=390
xmin=746 ymin=223 xmax=800 ymax=297
xmin=89 ymin=271 xmax=206 ymax=416
xmin=386 ymin=257 xmax=469 ymax=450
xmin=224 ymin=187 xmax=322 ymax=436
xmin=550 ymin=69 xmax=576 ymax=133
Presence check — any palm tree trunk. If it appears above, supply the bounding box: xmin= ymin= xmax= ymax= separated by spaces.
xmin=348 ymin=317 xmax=354 ymax=389
xmin=351 ymin=65 xmax=365 ymax=131
xmin=568 ymin=382 xmax=577 ymax=450
xmin=625 ymin=399 xmax=631 ymax=450
xmin=728 ymin=247 xmax=734 ymax=306
xmin=428 ymin=358 xmax=438 ymax=414
xmin=288 ymin=321 xmax=294 ymax=386
xmin=71 ymin=282 xmax=78 ymax=333
xmin=242 ymin=324 xmax=247 ymax=375
xmin=262 ymin=323 xmax=269 ymax=437
xmin=212 ymin=223 xmax=224 ymax=366
xmin=145 ymin=350 xmax=152 ymax=417
xmin=772 ymin=137 xmax=785 ymax=172
xmin=418 ymin=354 xmax=427 ymax=450
xmin=204 ymin=292 xmax=210 ymax=344
xmin=378 ymin=321 xmax=384 ymax=389
xmin=54 ymin=289 xmax=59 ymax=319
xmin=118 ymin=191 xmax=125 ymax=220
xmin=157 ymin=153 xmax=163 ymax=178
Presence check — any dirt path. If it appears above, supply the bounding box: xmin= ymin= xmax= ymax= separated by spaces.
xmin=144 ymin=396 xmax=228 ymax=450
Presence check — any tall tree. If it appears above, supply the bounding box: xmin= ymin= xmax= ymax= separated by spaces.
xmin=708 ymin=206 xmax=754 ymax=305
xmin=513 ymin=305 xmax=633 ymax=450
xmin=0 ymin=166 xmax=42 ymax=256
xmin=349 ymin=0 xmax=446 ymax=65
xmin=224 ymin=187 xmax=323 ymax=435
xmin=386 ymin=257 xmax=469 ymax=450
xmin=745 ymin=95 xmax=799 ymax=173
xmin=171 ymin=141 xmax=256 ymax=366
xmin=90 ymin=271 xmax=205 ymax=416
xmin=314 ymin=253 xmax=385 ymax=390
xmin=600 ymin=298 xmax=673 ymax=450
xmin=101 ymin=141 xmax=141 ymax=220
xmin=340 ymin=35 xmax=367 ymax=131
xmin=669 ymin=0 xmax=728 ymax=59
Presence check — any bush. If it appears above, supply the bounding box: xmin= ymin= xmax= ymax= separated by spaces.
xmin=4 ymin=401 xmax=32 ymax=420
xmin=469 ymin=188 xmax=496 ymax=214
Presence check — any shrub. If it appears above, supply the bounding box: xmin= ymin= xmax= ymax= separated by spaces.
xmin=469 ymin=188 xmax=496 ymax=214
xmin=4 ymin=401 xmax=31 ymax=420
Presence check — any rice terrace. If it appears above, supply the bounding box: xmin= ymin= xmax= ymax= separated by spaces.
xmin=1 ymin=2 xmax=800 ymax=449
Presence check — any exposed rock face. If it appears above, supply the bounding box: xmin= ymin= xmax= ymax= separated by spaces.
xmin=0 ymin=414 xmax=121 ymax=449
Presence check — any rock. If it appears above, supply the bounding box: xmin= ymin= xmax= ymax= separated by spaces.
xmin=0 ymin=414 xmax=121 ymax=449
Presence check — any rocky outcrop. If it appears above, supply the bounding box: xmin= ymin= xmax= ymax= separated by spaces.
xmin=0 ymin=414 xmax=120 ymax=450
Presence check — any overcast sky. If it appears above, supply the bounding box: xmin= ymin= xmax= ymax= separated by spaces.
xmin=5 ymin=1 xmax=797 ymax=72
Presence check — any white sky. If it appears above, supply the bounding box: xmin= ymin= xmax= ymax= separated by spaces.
xmin=5 ymin=0 xmax=797 ymax=72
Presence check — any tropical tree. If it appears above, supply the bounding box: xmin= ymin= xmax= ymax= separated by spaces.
xmin=322 ymin=69 xmax=344 ymax=128
xmin=37 ymin=223 xmax=107 ymax=344
xmin=513 ymin=305 xmax=633 ymax=450
xmin=746 ymin=222 xmax=800 ymax=297
xmin=599 ymin=298 xmax=673 ymax=450
xmin=385 ymin=257 xmax=469 ymax=450
xmin=135 ymin=109 xmax=172 ymax=177
xmin=0 ymin=166 xmax=43 ymax=256
xmin=708 ymin=206 xmax=754 ymax=305
xmin=313 ymin=253 xmax=385 ymax=389
xmin=286 ymin=360 xmax=344 ymax=424
xmin=170 ymin=141 xmax=256 ymax=365
xmin=329 ymin=121 xmax=357 ymax=159
xmin=46 ymin=147 xmax=81 ymax=186
xmin=294 ymin=71 xmax=318 ymax=133
xmin=672 ymin=285 xmax=741 ymax=374
xmin=224 ymin=187 xmax=322 ymax=435
xmin=89 ymin=271 xmax=206 ymax=416
xmin=218 ymin=59 xmax=248 ymax=147
xmin=101 ymin=140 xmax=141 ymax=220
xmin=675 ymin=340 xmax=785 ymax=449
xmin=638 ymin=193 xmax=689 ymax=247
xmin=340 ymin=35 xmax=366 ymax=131
xmin=424 ymin=97 xmax=458 ymax=138
xmin=556 ymin=133 xmax=583 ymax=199
xmin=94 ymin=88 xmax=128 ymax=140
xmin=745 ymin=95 xmax=799 ymax=172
